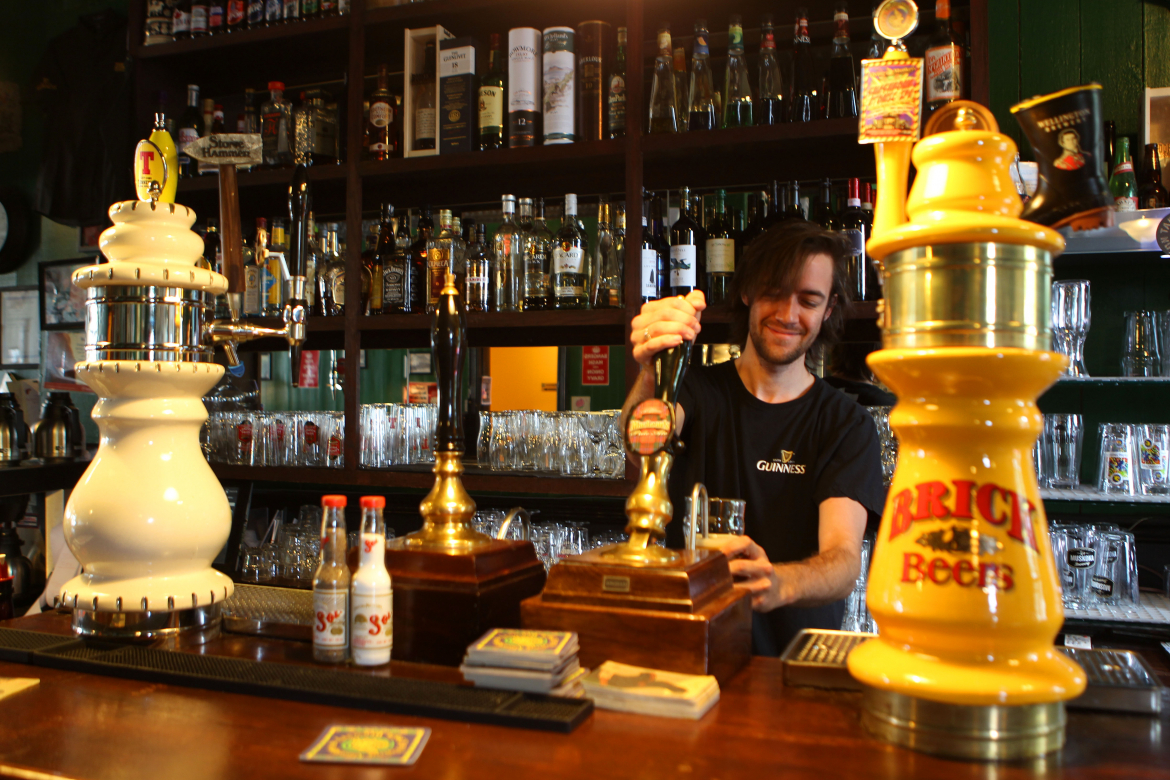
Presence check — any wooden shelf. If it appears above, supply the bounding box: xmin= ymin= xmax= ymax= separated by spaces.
xmin=233 ymin=315 xmax=347 ymax=353
xmin=0 ymin=460 xmax=91 ymax=498
xmin=211 ymin=463 xmax=635 ymax=496
xmin=361 ymin=308 xmax=627 ymax=348
xmin=132 ymin=14 xmax=350 ymax=59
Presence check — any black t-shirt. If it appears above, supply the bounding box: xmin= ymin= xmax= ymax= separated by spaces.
xmin=667 ymin=361 xmax=886 ymax=657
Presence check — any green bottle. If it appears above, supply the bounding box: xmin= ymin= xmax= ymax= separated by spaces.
xmin=1109 ymin=136 xmax=1138 ymax=212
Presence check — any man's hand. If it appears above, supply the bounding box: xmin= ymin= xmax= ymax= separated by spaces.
xmin=718 ymin=535 xmax=790 ymax=612
xmin=629 ymin=291 xmax=707 ymax=368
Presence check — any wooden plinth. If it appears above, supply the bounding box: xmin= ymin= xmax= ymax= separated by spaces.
xmin=376 ymin=539 xmax=547 ymax=666
xmin=520 ymin=546 xmax=752 ymax=684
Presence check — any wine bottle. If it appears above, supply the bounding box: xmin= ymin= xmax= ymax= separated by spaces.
xmin=758 ymin=15 xmax=785 ymax=126
xmin=791 ymin=9 xmax=816 ymax=122
xmin=705 ymin=189 xmax=734 ymax=305
xmin=825 ymin=3 xmax=859 ymax=119
xmin=669 ymin=187 xmax=702 ymax=297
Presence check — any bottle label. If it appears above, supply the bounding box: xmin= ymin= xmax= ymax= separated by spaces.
xmin=313 ymin=590 xmax=347 ymax=648
xmin=1090 ymin=575 xmax=1113 ymax=596
xmin=794 ymin=18 xmax=810 ymax=44
xmin=383 ymin=264 xmax=404 ymax=305
xmin=1114 ymin=195 xmax=1137 ymax=211
xmin=428 ymin=255 xmax=448 ymax=306
xmin=925 ymin=44 xmax=961 ymax=102
xmin=1068 ymin=548 xmax=1095 ymax=568
xmin=1141 ymin=436 xmax=1166 ymax=482
xmin=191 ymin=6 xmax=208 ymax=31
xmin=607 ymin=74 xmax=626 ymax=132
xmin=227 ymin=1 xmax=245 ymax=24
xmin=479 ymin=86 xmax=503 ymax=131
xmin=173 ymin=9 xmax=191 ymax=33
xmin=669 ymin=244 xmax=697 ymax=288
xmin=641 ymin=248 xmax=658 ymax=297
xmin=247 ymin=1 xmax=263 ymax=23
xmin=552 ymin=246 xmax=584 ymax=275
xmin=706 ymin=238 xmax=735 ymax=273
xmin=177 ymin=127 xmax=199 ymax=153
xmin=1107 ymin=452 xmax=1132 ymax=483
xmin=303 ymin=421 xmax=319 ymax=446
xmin=265 ymin=0 xmax=281 ymax=20
xmin=694 ymin=33 xmax=709 ymax=56
xmin=209 ymin=4 xmax=223 ymax=27
xmin=508 ymin=32 xmax=539 ymax=113
xmin=237 ymin=420 xmax=253 ymax=452
xmin=370 ymin=100 xmax=391 ymax=128
xmin=351 ymin=590 xmax=392 ymax=651
xmin=243 ymin=266 xmax=261 ymax=314
xmin=542 ymin=30 xmax=576 ymax=142
xmin=283 ymin=0 xmax=299 ymax=17
xmin=843 ymin=228 xmax=865 ymax=258
xmin=328 ymin=433 xmax=342 ymax=458
xmin=414 ymin=108 xmax=436 ymax=141
xmin=656 ymin=30 xmax=671 ymax=56
xmin=727 ymin=24 xmax=744 ymax=52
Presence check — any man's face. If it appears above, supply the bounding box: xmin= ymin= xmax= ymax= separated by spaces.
xmin=745 ymin=253 xmax=835 ymax=367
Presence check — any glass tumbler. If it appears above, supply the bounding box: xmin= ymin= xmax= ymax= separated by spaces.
xmin=1135 ymin=423 xmax=1170 ymax=495
xmin=1043 ymin=413 xmax=1083 ymax=489
xmin=1051 ymin=279 xmax=1090 ymax=377
xmin=1121 ymin=310 xmax=1161 ymax=377
xmin=1096 ymin=422 xmax=1137 ymax=495
xmin=1062 ymin=524 xmax=1097 ymax=609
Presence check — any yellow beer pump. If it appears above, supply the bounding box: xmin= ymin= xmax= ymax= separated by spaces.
xmin=845 ymin=0 xmax=1085 ymax=761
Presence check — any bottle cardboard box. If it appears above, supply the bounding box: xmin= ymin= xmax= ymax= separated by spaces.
xmin=439 ymin=37 xmax=477 ymax=154
xmin=404 ymin=26 xmax=454 ymax=158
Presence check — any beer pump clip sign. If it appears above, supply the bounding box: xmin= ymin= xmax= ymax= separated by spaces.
xmin=181 ymin=133 xmax=263 ymax=167
xmin=858 ymin=0 xmax=923 ymax=145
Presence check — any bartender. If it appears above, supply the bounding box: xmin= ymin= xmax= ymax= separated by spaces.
xmin=622 ymin=219 xmax=886 ymax=656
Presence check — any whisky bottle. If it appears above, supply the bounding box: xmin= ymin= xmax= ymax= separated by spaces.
xmin=825 ymin=3 xmax=859 ymax=119
xmin=577 ymin=21 xmax=608 ymax=142
xmin=593 ymin=198 xmax=622 ymax=308
xmin=208 ymin=0 xmax=224 ymax=34
xmin=369 ymin=64 xmax=395 ymax=160
xmin=791 ymin=9 xmax=816 ymax=122
xmin=524 ymin=198 xmax=553 ymax=310
xmin=758 ymin=15 xmax=785 ymax=125
xmin=478 ymin=34 xmax=505 ymax=150
xmin=669 ymin=187 xmax=701 ymax=297
xmin=465 ymin=223 xmax=491 ymax=312
xmin=688 ymin=20 xmax=716 ymax=131
xmin=173 ymin=0 xmax=192 ymax=39
xmin=723 ymin=16 xmax=753 ymax=128
xmin=648 ymin=23 xmax=678 ymax=134
xmin=261 ymin=81 xmax=294 ymax=167
xmin=190 ymin=0 xmax=209 ymax=34
xmin=492 ymin=196 xmax=523 ymax=311
xmin=312 ymin=495 xmax=350 ymax=664
xmin=410 ymin=209 xmax=434 ymax=312
xmin=321 ymin=224 xmax=346 ymax=315
xmin=705 ymin=190 xmax=734 ymax=304
xmin=607 ymin=27 xmax=627 ymax=139
xmin=177 ymin=84 xmax=203 ymax=178
xmin=552 ymin=194 xmax=589 ymax=309
xmin=365 ymin=204 xmax=393 ymax=314
xmin=244 ymin=218 xmax=266 ymax=316
xmin=507 ymin=28 xmax=541 ymax=147
xmin=413 ymin=41 xmax=437 ymax=151
xmin=265 ymin=218 xmax=289 ymax=315
xmin=382 ymin=208 xmax=416 ymax=314
xmin=542 ymin=27 xmax=576 ymax=144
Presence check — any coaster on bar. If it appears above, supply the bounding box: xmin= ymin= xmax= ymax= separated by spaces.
xmin=299 ymin=725 xmax=431 ymax=766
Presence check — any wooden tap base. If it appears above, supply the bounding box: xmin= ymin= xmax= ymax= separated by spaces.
xmin=375 ymin=539 xmax=547 ymax=667
xmin=521 ymin=546 xmax=752 ymax=684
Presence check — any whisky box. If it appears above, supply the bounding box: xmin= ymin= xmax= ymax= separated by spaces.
xmin=439 ymin=37 xmax=477 ymax=154
xmin=575 ymin=20 xmax=611 ymax=143
xmin=507 ymin=28 xmax=541 ymax=147
xmin=404 ymin=26 xmax=454 ymax=158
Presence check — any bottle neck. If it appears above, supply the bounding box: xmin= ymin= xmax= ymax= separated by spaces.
xmin=795 ymin=18 xmax=810 ymax=44
xmin=188 ymin=88 xmax=199 ymax=107
xmin=657 ymin=29 xmax=671 ymax=57
xmin=320 ymin=507 xmax=347 ymax=560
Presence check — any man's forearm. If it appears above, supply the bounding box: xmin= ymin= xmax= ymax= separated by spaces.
xmin=774 ymin=546 xmax=861 ymax=609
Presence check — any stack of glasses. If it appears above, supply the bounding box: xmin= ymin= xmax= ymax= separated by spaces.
xmin=477 ymin=410 xmax=626 ymax=478
xmin=359 ymin=403 xmax=437 ymax=467
xmin=1035 ymin=415 xmax=1170 ymax=496
xmin=865 ymin=406 xmax=897 ymax=487
xmin=1050 ymin=522 xmax=1140 ymax=612
xmin=205 ymin=411 xmax=345 ymax=467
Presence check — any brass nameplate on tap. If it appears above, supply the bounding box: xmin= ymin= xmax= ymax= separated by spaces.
xmin=602 ymin=575 xmax=631 ymax=594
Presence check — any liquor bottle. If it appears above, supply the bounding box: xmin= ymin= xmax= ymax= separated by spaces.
xmin=282 ymin=0 xmax=299 ymax=21
xmin=302 ymin=0 xmax=319 ymax=18
xmin=924 ymin=0 xmax=964 ymax=119
xmin=427 ymin=210 xmax=461 ymax=313
xmin=593 ymin=199 xmax=622 ymax=308
xmin=614 ymin=202 xmax=627 ymax=293
xmin=478 ymin=34 xmax=505 ymax=150
xmin=758 ymin=15 xmax=785 ymax=126
xmin=815 ymin=180 xmax=839 ymax=230
xmin=1110 ymin=137 xmax=1139 ymax=212
xmin=669 ymin=187 xmax=702 ymax=297
xmin=413 ymin=41 xmax=437 ymax=151
xmin=788 ymin=181 xmax=806 ymax=220
xmin=246 ymin=0 xmax=263 ymax=27
xmin=369 ymin=64 xmax=395 ymax=160
xmin=866 ymin=1 xmax=885 ymax=59
xmin=705 ymin=190 xmax=734 ymax=305
xmin=409 ymin=209 xmax=434 ymax=312
xmin=208 ymin=0 xmax=224 ymax=33
xmin=861 ymin=182 xmax=875 ymax=227
xmin=840 ymin=178 xmax=872 ymax=300
xmin=492 ymin=196 xmax=522 ymax=311
xmin=576 ymin=21 xmax=608 ymax=142
xmin=244 ymin=218 xmax=266 ymax=316
xmin=190 ymin=0 xmax=210 ymax=34
xmin=608 ymin=27 xmax=627 ymax=139
xmin=723 ymin=16 xmax=753 ymax=128
xmin=177 ymin=85 xmax=203 ymax=178
xmin=1139 ymin=144 xmax=1169 ymax=208
xmin=741 ymin=192 xmax=765 ymax=247
xmin=791 ymin=9 xmax=816 ymax=122
xmin=320 ymin=0 xmax=337 ymax=15
xmin=319 ymin=224 xmax=346 ymax=314
xmin=264 ymin=218 xmax=288 ymax=315
xmin=242 ymin=88 xmax=260 ymax=135
xmin=265 ymin=0 xmax=281 ymax=25
xmin=507 ymin=28 xmax=541 ymax=147
xmin=825 ymin=3 xmax=859 ymax=119
xmin=396 ymin=208 xmax=412 ymax=250
xmin=312 ymin=494 xmax=349 ymax=664
xmin=648 ymin=23 xmax=678 ymax=134
xmin=541 ymin=27 xmax=576 ymax=145
xmin=672 ymin=47 xmax=689 ymax=132
xmin=261 ymin=81 xmax=294 ymax=167
xmin=523 ymin=198 xmax=553 ymax=310
xmin=382 ymin=210 xmax=416 ymax=314
xmin=350 ymin=495 xmax=392 ymax=667
xmin=641 ymin=214 xmax=663 ymax=303
xmin=688 ymin=20 xmax=717 ymax=132
xmin=227 ymin=0 xmax=246 ymax=30
xmin=203 ymin=219 xmax=220 ymax=274
xmin=465 ymin=223 xmax=491 ymax=312
xmin=552 ymin=194 xmax=589 ymax=309
xmin=173 ymin=0 xmax=192 ymax=39
xmin=364 ymin=205 xmax=391 ymax=314
xmin=304 ymin=218 xmax=319 ymax=313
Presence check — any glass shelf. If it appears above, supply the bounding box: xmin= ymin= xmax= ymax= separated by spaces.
xmin=1040 ymin=486 xmax=1170 ymax=504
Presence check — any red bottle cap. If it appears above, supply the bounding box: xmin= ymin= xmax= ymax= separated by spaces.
xmin=321 ymin=494 xmax=347 ymax=508
xmin=360 ymin=496 xmax=386 ymax=509
xmin=847 ymin=178 xmax=860 ymax=200
xmin=268 ymin=81 xmax=285 ymax=91
xmin=863 ymin=182 xmax=874 ymax=203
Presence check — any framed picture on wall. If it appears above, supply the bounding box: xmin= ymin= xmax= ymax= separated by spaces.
xmin=1143 ymin=87 xmax=1170 ymax=177
xmin=39 ymin=257 xmax=94 ymax=330
xmin=0 ymin=285 xmax=40 ymax=368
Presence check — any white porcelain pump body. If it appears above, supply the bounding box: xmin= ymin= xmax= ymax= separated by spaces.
xmin=60 ymin=199 xmax=234 ymax=622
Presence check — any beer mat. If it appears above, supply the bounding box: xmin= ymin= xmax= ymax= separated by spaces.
xmin=0 ymin=677 xmax=38 ymax=700
xmin=300 ymin=725 xmax=430 ymax=765
xmin=581 ymin=662 xmax=719 ymax=708
xmin=550 ymin=667 xmax=588 ymax=698
xmin=462 ymin=652 xmax=579 ymax=677
xmin=466 ymin=629 xmax=579 ymax=669
xmin=460 ymin=660 xmax=582 ymax=694
xmin=1061 ymin=648 xmax=1164 ymax=715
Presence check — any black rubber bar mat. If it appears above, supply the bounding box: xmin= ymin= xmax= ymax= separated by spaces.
xmin=0 ymin=631 xmax=591 ymax=733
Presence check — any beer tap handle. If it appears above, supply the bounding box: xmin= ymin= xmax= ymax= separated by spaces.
xmin=654 ymin=340 xmax=693 ymax=419
xmin=217 ymin=165 xmax=245 ymax=297
xmin=433 ymin=272 xmax=467 ymax=453
xmin=286 ymin=165 xmax=311 ymax=385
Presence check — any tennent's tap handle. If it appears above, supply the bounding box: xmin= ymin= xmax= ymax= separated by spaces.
xmin=432 ymin=272 xmax=467 ymax=453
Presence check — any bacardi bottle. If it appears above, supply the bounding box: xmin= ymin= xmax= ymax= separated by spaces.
xmin=492 ymin=196 xmax=523 ymax=311
xmin=523 ymin=198 xmax=553 ymax=310
xmin=552 ymin=194 xmax=589 ymax=309
xmin=791 ymin=9 xmax=816 ymax=122
xmin=825 ymin=3 xmax=859 ymax=119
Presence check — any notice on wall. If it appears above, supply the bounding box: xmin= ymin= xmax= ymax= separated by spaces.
xmin=408 ymin=382 xmax=438 ymax=404
xmin=297 ymin=350 xmax=320 ymax=388
xmin=581 ymin=345 xmax=609 ymax=386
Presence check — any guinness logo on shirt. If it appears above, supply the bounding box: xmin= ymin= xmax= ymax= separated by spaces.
xmin=757 ymin=453 xmax=806 ymax=474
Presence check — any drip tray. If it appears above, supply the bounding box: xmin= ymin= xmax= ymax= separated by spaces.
xmin=0 ymin=629 xmax=591 ymax=733
xmin=780 ymin=629 xmax=1166 ymax=715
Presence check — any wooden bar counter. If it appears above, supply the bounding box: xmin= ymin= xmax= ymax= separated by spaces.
xmin=1 ymin=612 xmax=1168 ymax=780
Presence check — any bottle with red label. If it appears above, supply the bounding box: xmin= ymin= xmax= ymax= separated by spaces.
xmin=350 ymin=496 xmax=392 ymax=666
xmin=1109 ymin=137 xmax=1139 ymax=212
xmin=313 ymin=494 xmax=350 ymax=663
xmin=923 ymin=0 xmax=965 ymax=119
